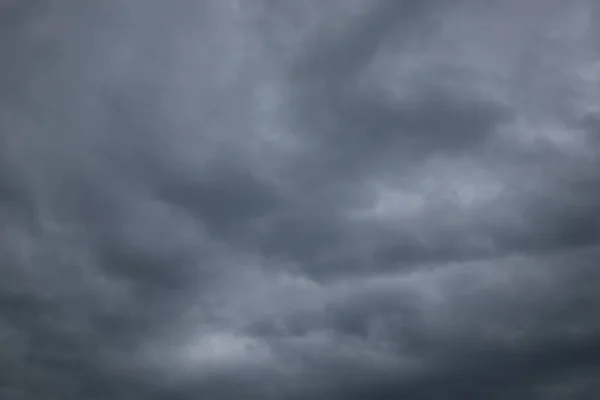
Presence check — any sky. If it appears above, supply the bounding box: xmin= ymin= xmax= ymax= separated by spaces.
xmin=1 ymin=0 xmax=600 ymax=399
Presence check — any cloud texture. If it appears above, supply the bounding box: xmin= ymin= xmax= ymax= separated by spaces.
xmin=1 ymin=0 xmax=600 ymax=398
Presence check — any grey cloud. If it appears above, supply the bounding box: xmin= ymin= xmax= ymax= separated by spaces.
xmin=289 ymin=0 xmax=511 ymax=185
xmin=1 ymin=0 xmax=600 ymax=399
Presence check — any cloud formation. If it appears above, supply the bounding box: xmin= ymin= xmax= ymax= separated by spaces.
xmin=1 ymin=0 xmax=599 ymax=398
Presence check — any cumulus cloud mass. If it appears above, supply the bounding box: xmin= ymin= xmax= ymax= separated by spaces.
xmin=2 ymin=0 xmax=600 ymax=398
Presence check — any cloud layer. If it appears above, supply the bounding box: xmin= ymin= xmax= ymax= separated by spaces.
xmin=1 ymin=0 xmax=600 ymax=398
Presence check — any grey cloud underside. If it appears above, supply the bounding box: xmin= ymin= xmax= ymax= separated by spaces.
xmin=1 ymin=0 xmax=600 ymax=399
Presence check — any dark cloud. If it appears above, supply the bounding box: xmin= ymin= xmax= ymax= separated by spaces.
xmin=1 ymin=0 xmax=600 ymax=399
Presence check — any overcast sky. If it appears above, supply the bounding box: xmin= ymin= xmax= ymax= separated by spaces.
xmin=1 ymin=0 xmax=600 ymax=399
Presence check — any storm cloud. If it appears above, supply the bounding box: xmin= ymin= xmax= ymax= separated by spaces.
xmin=1 ymin=0 xmax=600 ymax=398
